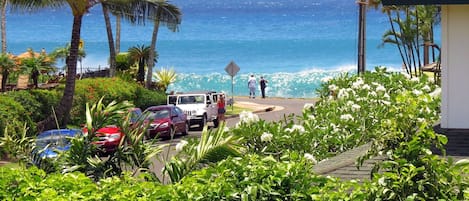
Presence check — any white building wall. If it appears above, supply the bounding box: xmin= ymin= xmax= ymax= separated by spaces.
xmin=441 ymin=5 xmax=469 ymax=129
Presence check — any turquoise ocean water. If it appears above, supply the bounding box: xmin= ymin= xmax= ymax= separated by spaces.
xmin=5 ymin=0 xmax=428 ymax=98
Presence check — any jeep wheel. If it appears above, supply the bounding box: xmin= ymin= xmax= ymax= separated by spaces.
xmin=199 ymin=115 xmax=207 ymax=129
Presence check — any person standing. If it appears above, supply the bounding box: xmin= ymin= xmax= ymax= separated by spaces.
xmin=248 ymin=75 xmax=257 ymax=99
xmin=217 ymin=94 xmax=226 ymax=122
xmin=260 ymin=76 xmax=268 ymax=98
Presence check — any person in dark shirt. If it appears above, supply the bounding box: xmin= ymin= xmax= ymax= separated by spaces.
xmin=260 ymin=76 xmax=268 ymax=99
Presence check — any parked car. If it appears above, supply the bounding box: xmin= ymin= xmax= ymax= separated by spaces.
xmin=32 ymin=129 xmax=82 ymax=164
xmin=167 ymin=91 xmax=223 ymax=128
xmin=84 ymin=108 xmax=142 ymax=153
xmin=145 ymin=105 xmax=189 ymax=138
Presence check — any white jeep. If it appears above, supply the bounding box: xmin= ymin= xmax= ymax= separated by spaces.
xmin=167 ymin=91 xmax=223 ymax=128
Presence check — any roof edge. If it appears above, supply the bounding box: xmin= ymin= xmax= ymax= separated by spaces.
xmin=382 ymin=0 xmax=469 ymax=5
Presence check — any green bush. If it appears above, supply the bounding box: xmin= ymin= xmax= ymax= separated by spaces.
xmin=71 ymin=77 xmax=138 ymax=125
xmin=8 ymin=90 xmax=43 ymax=123
xmin=0 ymin=95 xmax=34 ymax=137
xmin=29 ymin=89 xmax=61 ymax=122
xmin=133 ymin=86 xmax=167 ymax=110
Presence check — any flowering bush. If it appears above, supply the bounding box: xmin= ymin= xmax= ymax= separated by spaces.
xmin=231 ymin=68 xmax=441 ymax=162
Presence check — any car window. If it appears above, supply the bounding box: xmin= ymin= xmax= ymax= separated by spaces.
xmin=130 ymin=109 xmax=142 ymax=123
xmin=36 ymin=135 xmax=69 ymax=149
xmin=175 ymin=107 xmax=184 ymax=115
xmin=148 ymin=110 xmax=170 ymax=119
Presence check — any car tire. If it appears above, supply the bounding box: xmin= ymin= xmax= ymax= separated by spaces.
xmin=213 ymin=118 xmax=219 ymax=128
xmin=182 ymin=122 xmax=189 ymax=135
xmin=199 ymin=114 xmax=207 ymax=129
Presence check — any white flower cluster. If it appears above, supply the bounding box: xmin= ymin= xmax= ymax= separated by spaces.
xmin=304 ymin=153 xmax=317 ymax=164
xmin=285 ymin=124 xmax=306 ymax=133
xmin=175 ymin=140 xmax=188 ymax=152
xmin=238 ymin=111 xmax=260 ymax=125
xmin=340 ymin=114 xmax=354 ymax=121
xmin=260 ymin=132 xmax=273 ymax=142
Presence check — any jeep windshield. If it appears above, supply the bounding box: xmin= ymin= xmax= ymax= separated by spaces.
xmin=178 ymin=95 xmax=204 ymax=104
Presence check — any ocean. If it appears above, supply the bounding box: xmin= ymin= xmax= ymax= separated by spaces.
xmin=5 ymin=0 xmax=430 ymax=98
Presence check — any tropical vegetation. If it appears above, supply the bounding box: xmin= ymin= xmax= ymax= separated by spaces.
xmin=1 ymin=68 xmax=467 ymax=200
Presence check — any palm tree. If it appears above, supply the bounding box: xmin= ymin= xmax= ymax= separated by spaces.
xmin=9 ymin=0 xmax=99 ymax=131
xmin=144 ymin=0 xmax=181 ymax=89
xmin=18 ymin=49 xmax=55 ymax=88
xmin=0 ymin=52 xmax=15 ymax=91
xmin=128 ymin=44 xmax=152 ymax=83
xmin=1 ymin=0 xmax=7 ymax=53
xmin=123 ymin=0 xmax=181 ymax=88
xmin=152 ymin=67 xmax=176 ymax=92
xmin=49 ymin=43 xmax=86 ymax=73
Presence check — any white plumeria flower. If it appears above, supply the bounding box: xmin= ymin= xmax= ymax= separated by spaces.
xmin=361 ymin=84 xmax=371 ymax=90
xmin=175 ymin=140 xmax=188 ymax=152
xmin=328 ymin=84 xmax=338 ymax=91
xmin=260 ymin=132 xmax=273 ymax=142
xmin=429 ymin=87 xmax=441 ymax=98
xmin=285 ymin=124 xmax=305 ymax=133
xmin=238 ymin=111 xmax=260 ymax=124
xmin=412 ymin=89 xmax=423 ymax=96
xmin=351 ymin=104 xmax=361 ymax=111
xmin=304 ymin=153 xmax=317 ymax=164
xmin=340 ymin=114 xmax=354 ymax=121
xmin=422 ymin=85 xmax=431 ymax=92
xmin=368 ymin=91 xmax=377 ymax=97
xmin=411 ymin=77 xmax=420 ymax=82
xmin=352 ymin=78 xmax=364 ymax=89
xmin=346 ymin=101 xmax=354 ymax=106
xmin=321 ymin=76 xmax=333 ymax=83
xmin=417 ymin=118 xmax=425 ymax=123
xmin=338 ymin=88 xmax=349 ymax=99
xmin=223 ymin=126 xmax=230 ymax=132
xmin=308 ymin=115 xmax=316 ymax=120
xmin=303 ymin=103 xmax=315 ymax=110
xmin=376 ymin=85 xmax=386 ymax=92
xmin=383 ymin=93 xmax=390 ymax=99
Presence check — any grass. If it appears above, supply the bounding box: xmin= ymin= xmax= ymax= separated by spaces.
xmin=225 ymin=105 xmax=252 ymax=116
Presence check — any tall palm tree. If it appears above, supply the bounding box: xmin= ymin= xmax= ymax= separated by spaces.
xmin=128 ymin=44 xmax=151 ymax=83
xmin=1 ymin=0 xmax=7 ymax=53
xmin=9 ymin=0 xmax=98 ymax=131
xmin=0 ymin=52 xmax=15 ymax=91
xmin=145 ymin=0 xmax=181 ymax=89
xmin=123 ymin=0 xmax=181 ymax=88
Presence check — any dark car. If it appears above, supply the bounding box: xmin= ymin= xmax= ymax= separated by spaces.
xmin=145 ymin=105 xmax=189 ymax=138
xmin=32 ymin=129 xmax=82 ymax=164
xmin=84 ymin=108 xmax=142 ymax=153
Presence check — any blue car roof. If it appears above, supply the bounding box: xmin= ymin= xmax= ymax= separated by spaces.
xmin=38 ymin=129 xmax=82 ymax=138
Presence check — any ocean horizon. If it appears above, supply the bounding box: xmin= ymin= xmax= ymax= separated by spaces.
xmin=5 ymin=0 xmax=436 ymax=98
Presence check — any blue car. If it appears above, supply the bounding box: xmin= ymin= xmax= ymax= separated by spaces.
xmin=33 ymin=129 xmax=82 ymax=161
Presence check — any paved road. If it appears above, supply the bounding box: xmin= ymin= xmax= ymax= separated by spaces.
xmin=153 ymin=97 xmax=317 ymax=182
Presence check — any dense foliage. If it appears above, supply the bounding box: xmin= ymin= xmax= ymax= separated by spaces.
xmin=71 ymin=77 xmax=166 ymax=125
xmin=1 ymin=68 xmax=468 ymax=200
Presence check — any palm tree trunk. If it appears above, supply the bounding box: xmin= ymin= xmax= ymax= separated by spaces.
xmin=1 ymin=69 xmax=7 ymax=92
xmin=102 ymin=4 xmax=116 ymax=77
xmin=38 ymin=15 xmax=83 ymax=132
xmin=146 ymin=14 xmax=161 ymax=89
xmin=387 ymin=10 xmax=409 ymax=75
xmin=116 ymin=14 xmax=121 ymax=54
xmin=1 ymin=0 xmax=7 ymax=53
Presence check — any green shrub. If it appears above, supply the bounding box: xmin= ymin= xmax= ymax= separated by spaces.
xmin=71 ymin=77 xmax=138 ymax=125
xmin=8 ymin=90 xmax=43 ymax=122
xmin=133 ymin=87 xmax=166 ymax=110
xmin=29 ymin=89 xmax=61 ymax=122
xmin=0 ymin=95 xmax=34 ymax=137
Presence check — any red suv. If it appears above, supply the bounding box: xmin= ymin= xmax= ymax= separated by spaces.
xmin=145 ymin=105 xmax=189 ymax=139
